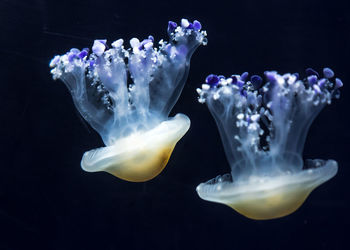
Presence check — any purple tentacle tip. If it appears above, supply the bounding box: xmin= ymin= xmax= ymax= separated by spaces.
xmin=335 ymin=78 xmax=343 ymax=89
xmin=231 ymin=75 xmax=238 ymax=84
xmin=68 ymin=52 xmax=77 ymax=62
xmin=148 ymin=35 xmax=154 ymax=42
xmin=318 ymin=78 xmax=327 ymax=88
xmin=193 ymin=20 xmax=202 ymax=31
xmin=240 ymin=72 xmax=249 ymax=82
xmin=265 ymin=71 xmax=277 ymax=82
xmin=251 ymin=75 xmax=263 ymax=89
xmin=168 ymin=21 xmax=177 ymax=32
xmin=206 ymin=74 xmax=219 ymax=87
xmin=237 ymin=80 xmax=245 ymax=88
xmin=218 ymin=75 xmax=225 ymax=80
xmin=307 ymin=75 xmax=318 ymax=85
xmin=323 ymin=68 xmax=334 ymax=78
xmin=70 ymin=48 xmax=80 ymax=54
xmin=78 ymin=50 xmax=88 ymax=59
xmin=293 ymin=73 xmax=299 ymax=80
xmin=305 ymin=68 xmax=319 ymax=77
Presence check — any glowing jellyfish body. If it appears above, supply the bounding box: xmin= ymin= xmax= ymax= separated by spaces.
xmin=50 ymin=19 xmax=207 ymax=182
xmin=196 ymin=68 xmax=342 ymax=219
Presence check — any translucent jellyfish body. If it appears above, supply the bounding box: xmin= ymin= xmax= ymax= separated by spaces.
xmin=50 ymin=19 xmax=207 ymax=182
xmin=196 ymin=68 xmax=342 ymax=219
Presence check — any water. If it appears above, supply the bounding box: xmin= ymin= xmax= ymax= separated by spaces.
xmin=0 ymin=0 xmax=349 ymax=249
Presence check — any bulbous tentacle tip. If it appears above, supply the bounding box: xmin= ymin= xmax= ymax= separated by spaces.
xmin=197 ymin=159 xmax=338 ymax=220
xmin=80 ymin=114 xmax=190 ymax=182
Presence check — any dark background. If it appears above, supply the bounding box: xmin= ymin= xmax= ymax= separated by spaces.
xmin=0 ymin=0 xmax=349 ymax=249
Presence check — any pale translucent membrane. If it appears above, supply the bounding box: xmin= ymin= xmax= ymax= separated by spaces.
xmin=197 ymin=158 xmax=337 ymax=220
xmin=197 ymin=69 xmax=342 ymax=219
xmin=81 ymin=114 xmax=190 ymax=182
xmin=50 ymin=19 xmax=207 ymax=181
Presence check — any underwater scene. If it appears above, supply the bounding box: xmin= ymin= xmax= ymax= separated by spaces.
xmin=0 ymin=0 xmax=349 ymax=249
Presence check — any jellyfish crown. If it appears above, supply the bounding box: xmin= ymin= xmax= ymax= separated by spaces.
xmin=50 ymin=19 xmax=207 ymax=182
xmin=197 ymin=68 xmax=342 ymax=220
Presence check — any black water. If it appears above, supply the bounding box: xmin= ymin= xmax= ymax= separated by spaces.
xmin=0 ymin=0 xmax=349 ymax=249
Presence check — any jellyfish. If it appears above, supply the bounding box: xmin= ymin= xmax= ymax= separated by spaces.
xmin=196 ymin=68 xmax=342 ymax=220
xmin=49 ymin=19 xmax=207 ymax=182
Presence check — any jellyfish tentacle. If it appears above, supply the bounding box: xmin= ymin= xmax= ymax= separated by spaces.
xmin=51 ymin=52 xmax=113 ymax=136
xmin=148 ymin=19 xmax=207 ymax=117
xmin=94 ymin=41 xmax=129 ymax=116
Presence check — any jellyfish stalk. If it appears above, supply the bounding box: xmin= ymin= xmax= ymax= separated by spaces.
xmin=50 ymin=19 xmax=207 ymax=182
xmin=196 ymin=68 xmax=342 ymax=220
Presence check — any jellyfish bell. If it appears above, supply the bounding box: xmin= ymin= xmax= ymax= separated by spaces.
xmin=197 ymin=155 xmax=338 ymax=220
xmin=197 ymin=68 xmax=342 ymax=219
xmin=50 ymin=19 xmax=206 ymax=182
xmin=81 ymin=114 xmax=190 ymax=182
